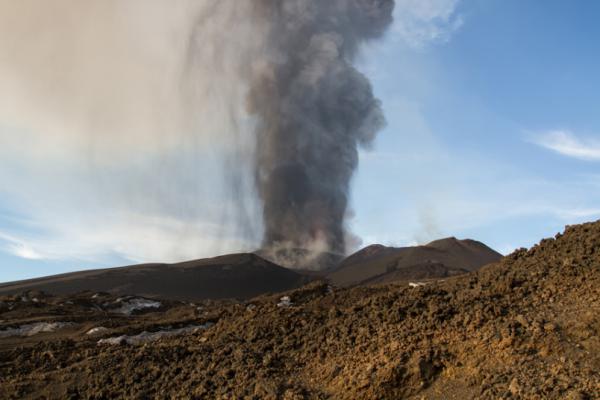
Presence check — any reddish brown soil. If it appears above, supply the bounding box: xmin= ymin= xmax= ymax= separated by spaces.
xmin=1 ymin=222 xmax=599 ymax=399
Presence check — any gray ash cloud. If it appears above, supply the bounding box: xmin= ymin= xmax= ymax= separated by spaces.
xmin=245 ymin=0 xmax=395 ymax=267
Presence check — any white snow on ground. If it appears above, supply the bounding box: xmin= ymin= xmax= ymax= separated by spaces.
xmin=86 ymin=327 xmax=109 ymax=335
xmin=113 ymin=298 xmax=162 ymax=315
xmin=0 ymin=322 xmax=73 ymax=338
xmin=409 ymin=282 xmax=426 ymax=288
xmin=277 ymin=296 xmax=293 ymax=307
xmin=97 ymin=323 xmax=214 ymax=345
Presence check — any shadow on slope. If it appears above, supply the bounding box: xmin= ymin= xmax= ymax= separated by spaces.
xmin=0 ymin=254 xmax=309 ymax=301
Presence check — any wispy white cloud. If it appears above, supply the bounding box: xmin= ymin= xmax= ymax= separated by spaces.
xmin=549 ymin=207 xmax=600 ymax=220
xmin=0 ymin=232 xmax=45 ymax=260
xmin=530 ymin=130 xmax=600 ymax=161
xmin=0 ymin=211 xmax=257 ymax=264
xmin=393 ymin=0 xmax=464 ymax=47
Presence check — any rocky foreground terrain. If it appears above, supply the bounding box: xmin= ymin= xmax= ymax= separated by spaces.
xmin=1 ymin=221 xmax=599 ymax=399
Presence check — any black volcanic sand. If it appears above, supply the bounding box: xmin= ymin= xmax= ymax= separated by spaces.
xmin=328 ymin=237 xmax=502 ymax=287
xmin=1 ymin=222 xmax=599 ymax=399
xmin=0 ymin=254 xmax=309 ymax=301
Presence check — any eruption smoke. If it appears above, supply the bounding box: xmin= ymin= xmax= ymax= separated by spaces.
xmin=0 ymin=0 xmax=395 ymax=269
xmin=246 ymin=0 xmax=395 ymax=268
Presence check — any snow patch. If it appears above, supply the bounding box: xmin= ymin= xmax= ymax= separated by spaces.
xmin=113 ymin=298 xmax=162 ymax=315
xmin=0 ymin=322 xmax=73 ymax=338
xmin=97 ymin=323 xmax=213 ymax=345
xmin=86 ymin=327 xmax=109 ymax=335
xmin=277 ymin=296 xmax=293 ymax=307
xmin=409 ymin=282 xmax=426 ymax=288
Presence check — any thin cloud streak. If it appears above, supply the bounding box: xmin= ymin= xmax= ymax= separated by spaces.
xmin=0 ymin=232 xmax=45 ymax=260
xmin=0 ymin=212 xmax=256 ymax=264
xmin=531 ymin=130 xmax=600 ymax=161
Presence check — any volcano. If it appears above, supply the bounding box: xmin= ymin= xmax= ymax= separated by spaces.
xmin=327 ymin=237 xmax=502 ymax=287
xmin=0 ymin=237 xmax=501 ymax=302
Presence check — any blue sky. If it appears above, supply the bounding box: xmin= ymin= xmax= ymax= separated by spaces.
xmin=351 ymin=0 xmax=600 ymax=252
xmin=1 ymin=0 xmax=600 ymax=283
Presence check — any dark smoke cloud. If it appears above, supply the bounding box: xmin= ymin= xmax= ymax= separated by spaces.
xmin=0 ymin=0 xmax=394 ymax=267
xmin=246 ymin=0 xmax=395 ymax=268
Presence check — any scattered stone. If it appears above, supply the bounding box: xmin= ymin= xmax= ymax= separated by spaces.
xmin=508 ymin=378 xmax=521 ymax=395
xmin=86 ymin=327 xmax=109 ymax=336
xmin=277 ymin=296 xmax=293 ymax=307
xmin=515 ymin=314 xmax=529 ymax=327
xmin=544 ymin=322 xmax=558 ymax=332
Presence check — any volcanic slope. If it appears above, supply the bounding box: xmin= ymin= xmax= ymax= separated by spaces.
xmin=1 ymin=221 xmax=599 ymax=399
xmin=0 ymin=254 xmax=308 ymax=301
xmin=328 ymin=237 xmax=502 ymax=287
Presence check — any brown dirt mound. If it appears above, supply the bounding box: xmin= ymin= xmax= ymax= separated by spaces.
xmin=1 ymin=221 xmax=599 ymax=399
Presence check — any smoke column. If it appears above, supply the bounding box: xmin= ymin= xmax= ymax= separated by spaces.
xmin=0 ymin=1 xmax=394 ymax=267
xmin=245 ymin=0 xmax=395 ymax=268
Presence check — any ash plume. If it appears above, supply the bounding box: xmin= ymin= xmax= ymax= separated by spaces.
xmin=0 ymin=0 xmax=394 ymax=268
xmin=246 ymin=0 xmax=395 ymax=268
